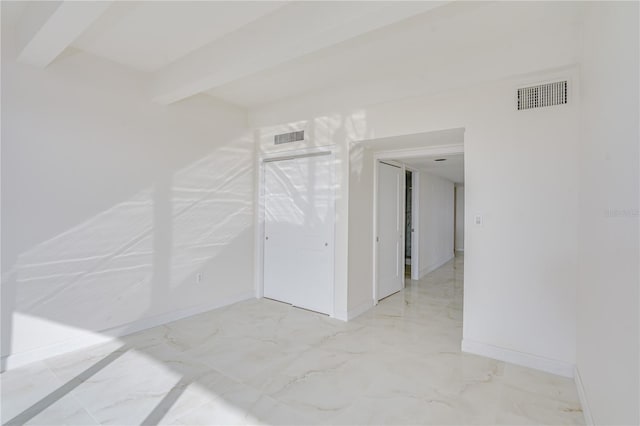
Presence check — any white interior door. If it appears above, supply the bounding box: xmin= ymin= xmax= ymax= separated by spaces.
xmin=263 ymin=154 xmax=334 ymax=315
xmin=377 ymin=161 xmax=403 ymax=300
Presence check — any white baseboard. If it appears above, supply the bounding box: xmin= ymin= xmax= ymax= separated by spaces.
xmin=1 ymin=291 xmax=255 ymax=372
xmin=348 ymin=300 xmax=375 ymax=320
xmin=461 ymin=339 xmax=574 ymax=378
xmin=332 ymin=311 xmax=348 ymax=321
xmin=333 ymin=299 xmax=375 ymax=322
xmin=574 ymin=366 xmax=594 ymax=425
xmin=455 ymin=248 xmax=465 ymax=252
xmin=419 ymin=254 xmax=455 ymax=278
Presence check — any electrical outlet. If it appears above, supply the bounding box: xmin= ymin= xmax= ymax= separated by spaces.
xmin=196 ymin=273 xmax=203 ymax=283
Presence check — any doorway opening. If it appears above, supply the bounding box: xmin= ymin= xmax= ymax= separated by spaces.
xmin=405 ymin=170 xmax=413 ymax=278
xmin=454 ymin=184 xmax=465 ymax=254
xmin=376 ymin=160 xmax=404 ymax=301
xmin=370 ymin=128 xmax=465 ymax=304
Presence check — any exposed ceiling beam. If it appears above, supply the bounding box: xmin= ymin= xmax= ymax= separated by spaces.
xmin=150 ymin=1 xmax=449 ymax=105
xmin=17 ymin=1 xmax=112 ymax=68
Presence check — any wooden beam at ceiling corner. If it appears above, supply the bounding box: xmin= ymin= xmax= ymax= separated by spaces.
xmin=17 ymin=1 xmax=111 ymax=68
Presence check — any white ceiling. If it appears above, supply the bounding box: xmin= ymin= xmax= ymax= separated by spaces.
xmin=207 ymin=1 xmax=584 ymax=107
xmin=400 ymin=154 xmax=464 ymax=184
xmin=71 ymin=2 xmax=286 ymax=72
xmin=6 ymin=1 xmax=586 ymax=108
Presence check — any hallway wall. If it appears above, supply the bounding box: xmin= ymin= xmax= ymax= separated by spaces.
xmin=347 ymin=145 xmax=375 ymax=317
xmin=418 ymin=172 xmax=455 ymax=276
xmin=455 ymin=185 xmax=465 ymax=252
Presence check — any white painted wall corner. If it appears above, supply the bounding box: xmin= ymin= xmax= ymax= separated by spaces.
xmin=333 ymin=299 xmax=375 ymax=322
xmin=574 ymin=366 xmax=595 ymax=426
xmin=419 ymin=254 xmax=455 ymax=279
xmin=348 ymin=299 xmax=376 ymax=321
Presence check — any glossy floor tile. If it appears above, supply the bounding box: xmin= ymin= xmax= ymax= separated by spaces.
xmin=1 ymin=255 xmax=584 ymax=425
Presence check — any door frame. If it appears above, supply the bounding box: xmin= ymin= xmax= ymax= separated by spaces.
xmin=374 ymin=159 xmax=405 ymax=303
xmin=255 ymin=146 xmax=336 ymax=316
xmin=405 ymin=166 xmax=420 ymax=281
xmin=372 ymin=143 xmax=464 ymax=304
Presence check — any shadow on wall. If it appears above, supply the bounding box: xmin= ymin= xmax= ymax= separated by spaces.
xmin=1 ymin=109 xmax=373 ymax=425
xmin=1 ymin=136 xmax=254 ymax=371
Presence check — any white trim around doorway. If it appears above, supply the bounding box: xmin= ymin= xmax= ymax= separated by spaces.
xmin=372 ymin=143 xmax=464 ymax=305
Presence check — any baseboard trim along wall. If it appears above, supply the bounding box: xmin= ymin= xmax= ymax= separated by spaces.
xmin=461 ymin=339 xmax=575 ymax=378
xmin=420 ymin=254 xmax=455 ymax=279
xmin=1 ymin=291 xmax=255 ymax=371
xmin=349 ymin=299 xmax=376 ymax=320
xmin=332 ymin=311 xmax=348 ymax=321
xmin=333 ymin=299 xmax=375 ymax=321
xmin=574 ymin=366 xmax=595 ymax=425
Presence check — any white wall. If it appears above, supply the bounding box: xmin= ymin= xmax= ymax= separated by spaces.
xmin=576 ymin=3 xmax=639 ymax=425
xmin=418 ymin=172 xmax=455 ymax=276
xmin=343 ymin=73 xmax=580 ymax=373
xmin=455 ymin=185 xmax=465 ymax=251
xmin=248 ymin=2 xmax=583 ymax=329
xmin=252 ymin=64 xmax=581 ymax=373
xmin=366 ymin=71 xmax=580 ymax=376
xmin=249 ymin=2 xmax=584 ymax=376
xmin=347 ymin=145 xmax=375 ymax=316
xmin=1 ymin=19 xmax=255 ymax=369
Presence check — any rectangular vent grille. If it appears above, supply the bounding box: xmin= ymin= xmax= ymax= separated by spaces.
xmin=274 ymin=130 xmax=304 ymax=145
xmin=517 ymin=81 xmax=567 ymax=110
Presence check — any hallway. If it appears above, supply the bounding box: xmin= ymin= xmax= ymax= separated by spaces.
xmin=2 ymin=255 xmax=583 ymax=425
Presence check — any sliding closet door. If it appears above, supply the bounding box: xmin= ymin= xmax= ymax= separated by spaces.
xmin=263 ymin=154 xmax=334 ymax=315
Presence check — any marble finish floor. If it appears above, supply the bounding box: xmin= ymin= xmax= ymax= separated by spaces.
xmin=1 ymin=255 xmax=584 ymax=425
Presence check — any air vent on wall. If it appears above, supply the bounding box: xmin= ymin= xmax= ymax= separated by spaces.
xmin=274 ymin=130 xmax=305 ymax=145
xmin=517 ymin=80 xmax=567 ymax=110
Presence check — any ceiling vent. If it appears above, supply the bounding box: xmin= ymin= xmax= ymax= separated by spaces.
xmin=517 ymin=80 xmax=567 ymax=110
xmin=274 ymin=130 xmax=304 ymax=145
